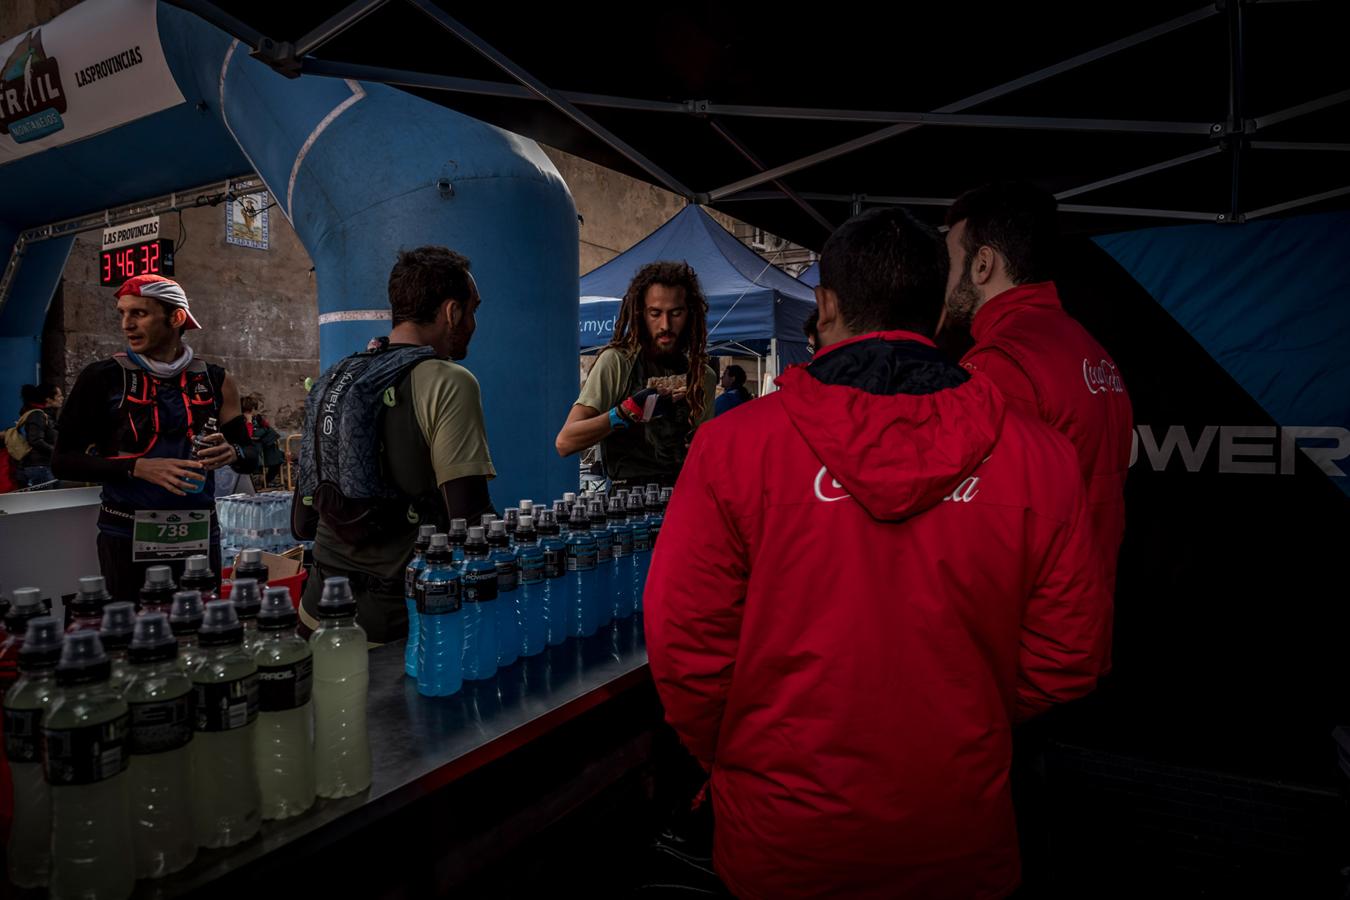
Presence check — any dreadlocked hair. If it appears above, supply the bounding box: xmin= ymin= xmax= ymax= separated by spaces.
xmin=609 ymin=260 xmax=709 ymax=428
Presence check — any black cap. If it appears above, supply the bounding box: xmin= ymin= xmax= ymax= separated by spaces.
xmin=230 ymin=578 xmax=262 ymax=620
xmin=317 ymin=576 xmax=357 ymax=618
xmin=57 ymin=630 xmax=112 ymax=686
xmin=99 ymin=602 xmax=137 ymax=652
xmin=18 ymin=616 xmax=63 ymax=669
xmin=169 ymin=590 xmax=204 ymax=636
xmin=257 ymin=587 xmax=298 ymax=631
xmin=129 ymin=613 xmax=179 ymax=664
xmin=198 ymin=600 xmax=244 ymax=647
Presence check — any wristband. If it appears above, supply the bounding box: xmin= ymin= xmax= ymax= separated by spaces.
xmin=232 ymin=443 xmax=246 ymax=463
xmin=608 ymin=407 xmax=629 ymax=431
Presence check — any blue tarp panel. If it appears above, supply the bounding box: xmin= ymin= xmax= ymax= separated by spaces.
xmin=579 ymin=205 xmax=815 ymax=350
xmin=1095 ymin=211 xmax=1350 ymax=497
xmin=799 ymin=261 xmax=819 ymax=287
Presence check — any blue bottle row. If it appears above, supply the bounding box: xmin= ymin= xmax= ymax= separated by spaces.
xmin=403 ymin=487 xmax=668 ymax=697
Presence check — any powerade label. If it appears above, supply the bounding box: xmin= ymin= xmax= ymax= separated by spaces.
xmin=632 ymin=525 xmax=651 ymax=553
xmin=596 ymin=537 xmax=613 ymax=565
xmin=257 ymin=657 xmax=313 ymax=712
xmin=462 ymin=565 xmax=498 ymax=603
xmin=567 ymin=543 xmax=597 ymax=572
xmin=405 ymin=561 xmax=425 ymax=601
xmin=613 ymin=529 xmax=634 ymax=558
xmin=542 ymin=545 xmax=566 ymax=579
xmin=129 ymin=693 xmax=194 ymax=754
xmin=43 ymin=713 xmax=131 ymax=786
xmin=193 ymin=674 xmax=258 ymax=732
xmin=4 ymin=707 xmax=43 ymax=763
xmin=494 ymin=557 xmax=519 ymax=592
xmin=420 ymin=577 xmax=462 ymax=615
xmin=518 ymin=550 xmax=545 ymax=584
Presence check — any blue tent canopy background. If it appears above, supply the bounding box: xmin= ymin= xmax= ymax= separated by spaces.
xmin=799 ymin=261 xmax=820 ymax=287
xmin=578 ymin=206 xmax=815 ymax=368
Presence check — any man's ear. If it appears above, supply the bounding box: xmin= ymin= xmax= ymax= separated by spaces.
xmin=814 ymin=285 xmax=841 ymax=331
xmin=170 ymin=308 xmax=188 ymax=329
xmin=971 ymin=245 xmax=997 ymax=287
xmin=444 ymin=298 xmax=461 ymax=328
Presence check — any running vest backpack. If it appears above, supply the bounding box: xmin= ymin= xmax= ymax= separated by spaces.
xmin=3 ymin=410 xmax=38 ymax=462
xmin=292 ymin=344 xmax=438 ymax=545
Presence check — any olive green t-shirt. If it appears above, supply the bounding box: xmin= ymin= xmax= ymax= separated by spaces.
xmin=315 ymin=358 xmax=496 ymax=580
xmin=576 ymin=348 xmax=717 ymax=423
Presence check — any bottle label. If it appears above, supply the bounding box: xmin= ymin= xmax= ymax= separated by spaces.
xmin=462 ymin=567 xmax=499 ymax=603
xmin=128 ymin=693 xmax=194 ymax=754
xmin=566 ymin=545 xmax=598 ymax=572
xmin=542 ymin=546 xmax=566 ymax=579
xmin=420 ymin=577 xmax=462 ymax=615
xmin=43 ymin=713 xmax=131 ymax=785
xmin=596 ymin=538 xmax=613 ymax=565
xmin=632 ymin=526 xmax=651 ymax=553
xmin=4 ymin=707 xmax=43 ymax=763
xmin=404 ymin=564 xmax=421 ymax=601
xmin=613 ymin=530 xmax=633 ymax=558
xmin=518 ymin=551 xmax=545 ymax=584
xmin=193 ymin=674 xmax=259 ymax=732
xmin=256 ymin=657 xmax=314 ymax=712
xmin=494 ymin=558 xmax=519 ymax=593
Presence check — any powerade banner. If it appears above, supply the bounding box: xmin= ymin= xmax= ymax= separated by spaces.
xmin=0 ymin=0 xmax=184 ymax=163
xmin=1049 ymin=211 xmax=1350 ymax=786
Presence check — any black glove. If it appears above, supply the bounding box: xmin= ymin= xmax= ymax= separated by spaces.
xmin=617 ymin=388 xmax=675 ymax=424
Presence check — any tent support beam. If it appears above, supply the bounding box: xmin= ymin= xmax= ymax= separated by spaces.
xmin=1252 ymin=87 xmax=1350 ymax=132
xmin=1226 ymin=0 xmax=1247 ymax=222
xmin=294 ymin=0 xmax=391 ymax=58
xmin=704 ymin=3 xmax=1218 ymax=201
xmin=1250 ymin=141 xmax=1350 ymax=152
xmin=1245 ymin=184 xmax=1350 ymax=220
xmin=698 ymin=106 xmax=1214 ymax=135
xmin=404 ymin=0 xmax=698 ymax=199
xmin=705 ymin=120 xmax=835 ymax=233
xmin=714 ymin=192 xmax=1218 ymax=221
xmin=1053 ymin=147 xmax=1224 ymax=200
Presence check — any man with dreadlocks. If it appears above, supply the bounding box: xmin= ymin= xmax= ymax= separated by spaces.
xmin=556 ymin=260 xmax=718 ymax=489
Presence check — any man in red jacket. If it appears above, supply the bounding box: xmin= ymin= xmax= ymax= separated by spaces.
xmin=645 ymin=207 xmax=1110 ymax=899
xmin=944 ymin=181 xmax=1133 ymax=626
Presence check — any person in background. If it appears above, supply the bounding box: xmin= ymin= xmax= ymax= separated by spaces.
xmin=555 ymin=260 xmax=717 ymax=491
xmin=713 ymin=365 xmax=753 ymax=417
xmin=645 ymin=206 xmax=1109 ymax=899
xmin=803 ymin=309 xmax=819 ymax=354
xmin=241 ymin=393 xmax=285 ymax=487
xmin=10 ymin=383 xmax=62 ymax=487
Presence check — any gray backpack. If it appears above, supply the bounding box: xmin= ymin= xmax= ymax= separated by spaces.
xmin=291 ymin=344 xmax=438 ymax=544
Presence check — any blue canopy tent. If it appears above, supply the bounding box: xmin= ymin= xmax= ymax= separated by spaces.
xmin=578 ymin=206 xmax=815 ymax=380
xmin=799 ymin=261 xmax=820 ymax=288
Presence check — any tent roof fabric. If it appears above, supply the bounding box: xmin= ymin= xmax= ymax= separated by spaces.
xmin=579 ymin=205 xmax=814 ymax=347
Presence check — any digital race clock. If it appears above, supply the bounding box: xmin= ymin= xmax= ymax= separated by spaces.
xmin=99 ymin=238 xmax=174 ymax=287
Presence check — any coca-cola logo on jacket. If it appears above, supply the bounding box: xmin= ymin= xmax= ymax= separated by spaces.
xmin=1082 ymin=358 xmax=1125 ymax=395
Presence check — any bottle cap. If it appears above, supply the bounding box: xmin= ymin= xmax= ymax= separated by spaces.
xmin=257 ymin=587 xmax=299 ymax=631
xmin=6 ymin=587 xmax=46 ymax=631
xmin=184 ymin=555 xmax=211 ymax=575
xmin=129 ymin=612 xmax=179 ymax=664
xmin=518 ymin=515 xmax=535 ymax=531
xmin=237 ymin=548 xmax=264 ymax=568
xmin=56 ymin=630 xmax=112 ymax=686
xmin=99 ymin=601 xmax=137 ymax=651
xmin=317 ymin=576 xmax=357 ymax=618
xmin=198 ymin=600 xmax=244 ymax=647
xmin=18 ymin=616 xmax=63 ymax=668
xmin=230 ymin=578 xmax=262 ymax=620
xmin=143 ymin=565 xmax=175 ymax=590
xmin=169 ymin=590 xmax=205 ymax=635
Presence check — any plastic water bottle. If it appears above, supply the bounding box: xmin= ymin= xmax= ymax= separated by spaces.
xmin=487 ymin=520 xmax=521 ymax=668
xmin=253 ymin=587 xmax=315 ymax=820
xmin=229 ymin=578 xmax=263 ymax=654
xmin=554 ymin=499 xmax=571 ymax=536
xmin=311 ymin=577 xmax=370 ymax=798
xmin=513 ymin=516 xmax=547 ymax=657
xmin=138 ymin=566 xmax=177 ymax=615
xmin=565 ymin=507 xmax=599 ymax=638
xmin=234 ymin=547 xmax=270 ymax=587
xmin=562 ymin=491 xmax=577 ymax=518
xmin=45 ymin=630 xmax=135 ymax=899
xmin=67 ymin=575 xmax=110 ymax=633
xmin=516 ymin=500 xmax=534 ymax=536
xmin=417 ymin=534 xmax=464 ymax=697
xmin=169 ymin=591 xmax=206 ymax=674
xmin=99 ymin=601 xmax=136 ymax=693
xmin=460 ymin=526 xmax=499 ymax=681
xmin=448 ymin=517 xmax=468 ymax=564
xmin=588 ymin=500 xmax=613 ymax=631
xmin=626 ymin=491 xmax=651 ymax=610
xmin=124 ymin=612 xmax=197 ymax=879
xmin=606 ymin=496 xmax=635 ymax=619
xmin=180 ymin=554 xmax=218 ymax=602
xmin=192 ymin=601 xmax=261 ymax=848
xmin=2 ymin=587 xmax=46 ymax=691
xmin=536 ymin=510 xmax=569 ymax=647
xmin=404 ymin=524 xmax=437 ymax=678
xmin=4 ymin=616 xmax=62 ymax=888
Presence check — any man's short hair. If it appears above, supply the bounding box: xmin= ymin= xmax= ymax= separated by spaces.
xmin=724 ymin=364 xmax=747 ymax=387
xmin=388 ymin=246 xmax=474 ymax=327
xmin=945 ymin=181 xmax=1058 ymax=285
xmin=818 ymin=207 xmax=948 ymax=336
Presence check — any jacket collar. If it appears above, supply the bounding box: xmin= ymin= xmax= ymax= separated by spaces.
xmin=970 ymin=282 xmax=1061 ymax=343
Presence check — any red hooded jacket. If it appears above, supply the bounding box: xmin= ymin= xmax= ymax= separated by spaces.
xmin=645 ymin=331 xmax=1110 ymax=900
xmin=962 ymin=282 xmax=1133 ymax=613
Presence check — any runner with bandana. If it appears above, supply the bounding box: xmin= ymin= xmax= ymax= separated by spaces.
xmin=52 ymin=275 xmax=261 ymax=603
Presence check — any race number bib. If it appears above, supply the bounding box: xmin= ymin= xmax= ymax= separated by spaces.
xmin=133 ymin=509 xmax=211 ymax=561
